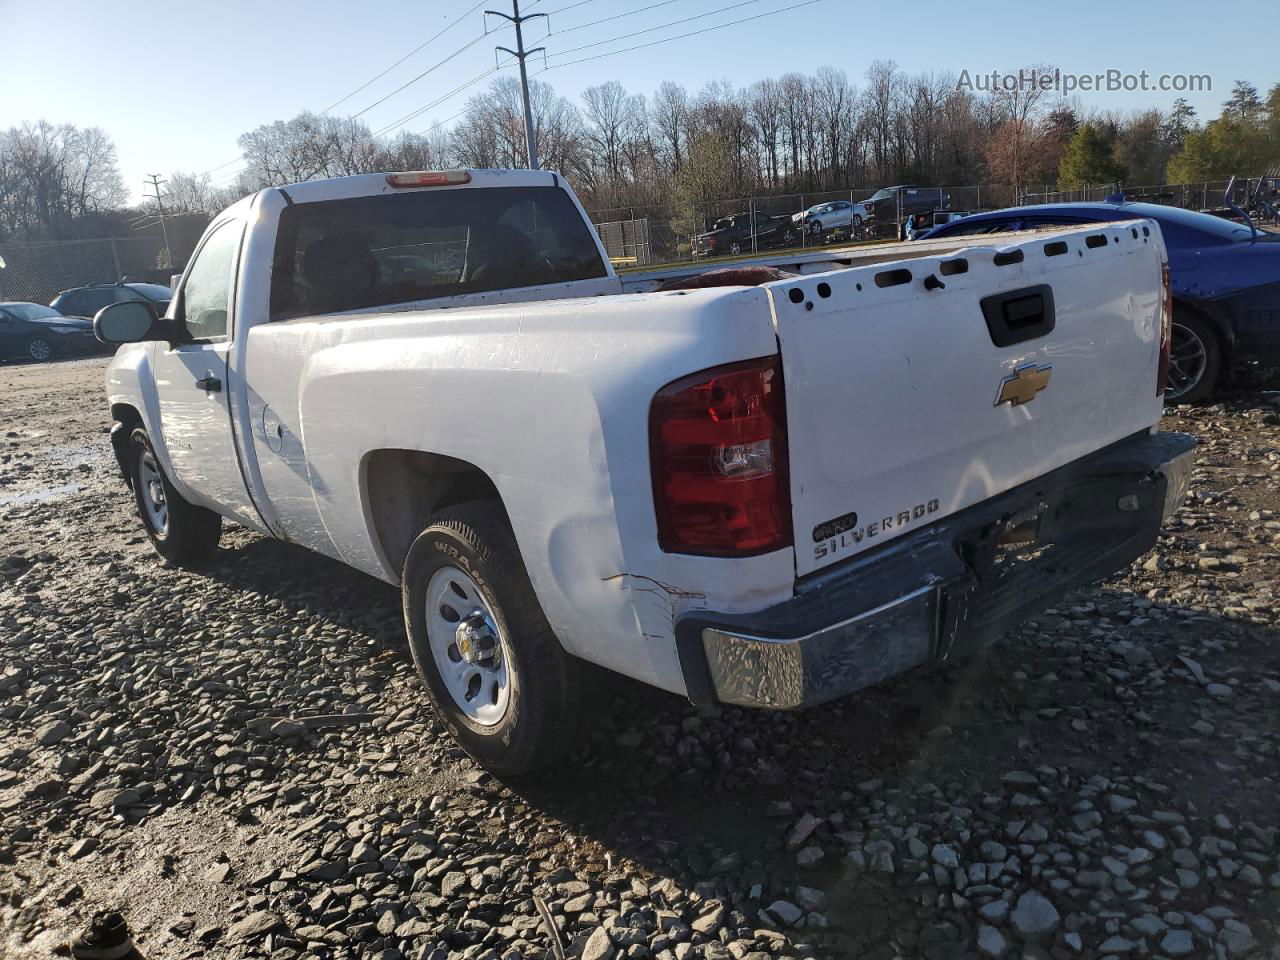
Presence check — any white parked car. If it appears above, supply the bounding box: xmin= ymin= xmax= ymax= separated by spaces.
xmin=791 ymin=199 xmax=869 ymax=238
xmin=95 ymin=169 xmax=1194 ymax=773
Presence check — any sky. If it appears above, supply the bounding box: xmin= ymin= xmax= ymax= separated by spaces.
xmin=2 ymin=0 xmax=1273 ymax=205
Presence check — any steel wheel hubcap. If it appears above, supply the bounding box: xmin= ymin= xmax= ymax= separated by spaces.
xmin=29 ymin=339 xmax=51 ymax=360
xmin=1166 ymin=323 xmax=1207 ymax=399
xmin=425 ymin=565 xmax=510 ymax=726
xmin=138 ymin=450 xmax=168 ymax=536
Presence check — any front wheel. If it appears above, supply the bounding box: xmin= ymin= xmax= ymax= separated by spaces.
xmin=129 ymin=428 xmax=221 ymax=566
xmin=26 ymin=336 xmax=54 ymax=362
xmin=727 ymin=240 xmax=743 ymax=256
xmin=402 ymin=503 xmax=581 ymax=775
xmin=1166 ymin=312 xmax=1221 ymax=404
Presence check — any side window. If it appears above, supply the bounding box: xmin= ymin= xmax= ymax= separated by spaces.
xmin=59 ymin=292 xmax=84 ymax=316
xmin=178 ymin=220 xmax=240 ymax=341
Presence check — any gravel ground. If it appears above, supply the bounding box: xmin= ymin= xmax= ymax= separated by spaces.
xmin=2 ymin=356 xmax=1279 ymax=960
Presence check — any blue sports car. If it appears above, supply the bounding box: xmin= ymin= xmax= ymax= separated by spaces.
xmin=920 ymin=201 xmax=1280 ymax=401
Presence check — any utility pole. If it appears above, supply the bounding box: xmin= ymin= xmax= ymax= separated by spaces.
xmin=486 ymin=0 xmax=546 ymax=170
xmin=144 ymin=174 xmax=175 ymax=274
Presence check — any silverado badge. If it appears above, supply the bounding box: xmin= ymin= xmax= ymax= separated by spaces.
xmin=995 ymin=362 xmax=1052 ymax=407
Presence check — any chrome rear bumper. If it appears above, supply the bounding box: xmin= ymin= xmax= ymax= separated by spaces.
xmin=678 ymin=430 xmax=1197 ymax=709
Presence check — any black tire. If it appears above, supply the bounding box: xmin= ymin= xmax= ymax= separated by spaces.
xmin=727 ymin=240 xmax=743 ymax=256
xmin=1166 ymin=311 xmax=1222 ymax=404
xmin=25 ymin=335 xmax=54 ymax=363
xmin=128 ymin=427 xmax=221 ymax=566
xmin=402 ymin=503 xmax=581 ymax=775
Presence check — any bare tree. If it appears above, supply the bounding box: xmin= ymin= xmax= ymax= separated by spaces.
xmin=452 ymin=77 xmax=585 ymax=178
xmin=581 ymin=81 xmax=647 ymax=204
xmin=0 ymin=121 xmax=127 ymax=240
xmin=651 ymin=82 xmax=689 ymax=174
xmin=749 ymin=78 xmax=783 ymax=188
xmin=983 ymin=64 xmax=1056 ymax=191
xmin=237 ymin=112 xmax=381 ymax=189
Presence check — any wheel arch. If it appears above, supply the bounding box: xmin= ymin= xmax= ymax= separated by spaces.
xmin=1173 ymin=298 xmax=1234 ymax=363
xmin=361 ymin=448 xmax=508 ymax=580
xmin=109 ymin=402 xmax=145 ymax=487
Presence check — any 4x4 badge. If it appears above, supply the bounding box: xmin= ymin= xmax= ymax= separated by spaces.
xmin=996 ymin=362 xmax=1052 ymax=406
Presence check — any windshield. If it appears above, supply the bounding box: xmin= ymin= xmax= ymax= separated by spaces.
xmin=270 ymin=186 xmax=608 ymax=320
xmin=866 ymin=189 xmax=892 ymax=203
xmin=7 ymin=303 xmax=62 ymax=321
xmin=126 ymin=283 xmax=174 ymax=301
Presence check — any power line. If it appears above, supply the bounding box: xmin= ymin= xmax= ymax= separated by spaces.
xmin=544 ymin=0 xmax=823 ymax=69
xmin=320 ymin=0 xmax=489 ymax=114
xmin=549 ymin=0 xmax=766 ymax=57
xmin=372 ymin=62 xmax=510 ymax=138
xmin=197 ymin=7 xmax=500 ymax=178
xmin=541 ymin=0 xmax=601 ymax=15
xmin=548 ymin=0 xmax=680 ymax=37
xmin=349 ymin=26 xmax=504 ymax=120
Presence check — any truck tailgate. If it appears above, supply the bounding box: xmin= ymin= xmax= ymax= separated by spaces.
xmin=767 ymin=220 xmax=1166 ymax=577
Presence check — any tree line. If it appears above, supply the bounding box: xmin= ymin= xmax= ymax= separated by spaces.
xmin=3 ymin=64 xmax=1278 ymax=245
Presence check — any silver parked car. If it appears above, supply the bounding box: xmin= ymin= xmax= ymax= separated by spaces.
xmin=791 ymin=200 xmax=870 ymax=239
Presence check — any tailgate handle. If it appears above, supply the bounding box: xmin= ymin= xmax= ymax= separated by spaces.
xmin=981 ymin=284 xmax=1055 ymax=347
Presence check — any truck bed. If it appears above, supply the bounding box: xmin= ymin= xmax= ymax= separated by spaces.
xmin=618 ymin=232 xmax=1015 ymax=293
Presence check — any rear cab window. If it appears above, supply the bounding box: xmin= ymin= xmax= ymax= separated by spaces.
xmin=269 ymin=186 xmax=608 ymax=321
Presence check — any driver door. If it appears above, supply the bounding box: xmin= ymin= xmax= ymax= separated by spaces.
xmin=150 ymin=217 xmax=258 ymax=527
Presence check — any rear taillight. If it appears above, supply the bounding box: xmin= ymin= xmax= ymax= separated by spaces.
xmin=650 ymin=357 xmax=792 ymax=556
xmin=1157 ymin=260 xmax=1172 ymax=394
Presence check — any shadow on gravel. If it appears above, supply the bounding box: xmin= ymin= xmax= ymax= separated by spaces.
xmin=508 ymin=596 xmax=1280 ymax=956
xmin=165 ymin=516 xmax=1279 ymax=956
xmin=200 ymin=532 xmax=408 ymax=649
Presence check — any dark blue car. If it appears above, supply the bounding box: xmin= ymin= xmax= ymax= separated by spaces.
xmin=920 ymin=202 xmax=1280 ymax=401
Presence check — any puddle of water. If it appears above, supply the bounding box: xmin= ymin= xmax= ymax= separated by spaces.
xmin=0 ymin=483 xmax=80 ymax=508
xmin=48 ymin=443 xmax=102 ymax=463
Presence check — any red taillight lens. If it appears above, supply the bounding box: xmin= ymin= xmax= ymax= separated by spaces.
xmin=1157 ymin=260 xmax=1172 ymax=394
xmin=650 ymin=357 xmax=792 ymax=556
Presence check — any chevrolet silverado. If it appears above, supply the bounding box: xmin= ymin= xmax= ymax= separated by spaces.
xmin=93 ymin=168 xmax=1195 ymax=773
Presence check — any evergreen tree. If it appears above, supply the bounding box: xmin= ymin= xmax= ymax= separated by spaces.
xmin=1058 ymin=124 xmax=1124 ymax=186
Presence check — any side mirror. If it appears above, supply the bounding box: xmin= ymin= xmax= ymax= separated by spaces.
xmin=94 ymin=299 xmax=160 ymax=344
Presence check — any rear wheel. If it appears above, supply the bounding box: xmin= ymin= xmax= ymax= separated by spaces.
xmin=25 ymin=336 xmax=53 ymax=362
xmin=129 ymin=428 xmax=221 ymax=566
xmin=1166 ymin=311 xmax=1221 ymax=404
xmin=402 ymin=503 xmax=581 ymax=775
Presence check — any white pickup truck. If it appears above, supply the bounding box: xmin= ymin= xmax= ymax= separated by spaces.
xmin=95 ymin=168 xmax=1195 ymax=774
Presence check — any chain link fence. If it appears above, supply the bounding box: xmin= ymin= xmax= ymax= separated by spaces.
xmin=2 ymin=177 xmax=1271 ymax=303
xmin=585 ymin=176 xmax=1273 ymax=268
xmin=0 ymin=216 xmax=208 ymax=306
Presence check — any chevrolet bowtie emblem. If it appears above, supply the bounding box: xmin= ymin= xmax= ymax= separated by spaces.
xmin=995 ymin=362 xmax=1052 ymax=407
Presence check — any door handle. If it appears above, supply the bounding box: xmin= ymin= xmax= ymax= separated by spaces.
xmin=195 ymin=375 xmax=222 ymax=392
